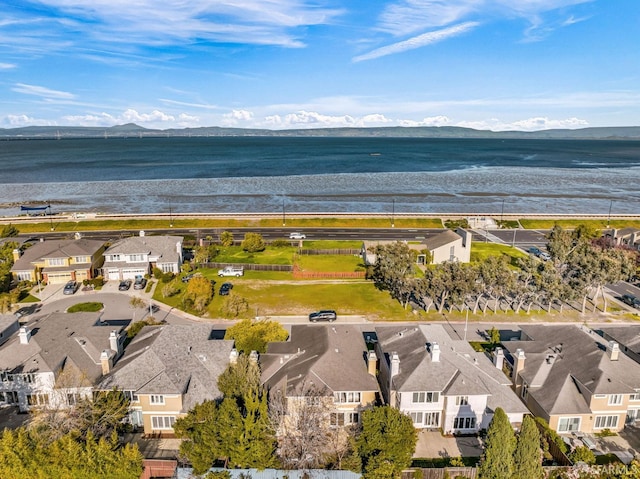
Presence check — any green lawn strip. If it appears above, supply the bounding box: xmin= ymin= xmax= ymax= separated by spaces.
xmin=67 ymin=302 xmax=103 ymax=313
xmin=302 ymin=240 xmax=363 ymax=249
xmin=519 ymin=219 xmax=640 ymax=229
xmin=214 ymin=246 xmax=296 ymax=265
xmin=209 ymin=281 xmax=415 ymax=321
xmin=470 ymin=242 xmax=528 ymax=264
xmin=295 ymin=254 xmax=365 ymax=272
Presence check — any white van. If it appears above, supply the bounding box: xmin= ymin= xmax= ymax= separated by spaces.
xmin=218 ymin=266 xmax=244 ymax=277
xmin=289 ymin=232 xmax=306 ymax=240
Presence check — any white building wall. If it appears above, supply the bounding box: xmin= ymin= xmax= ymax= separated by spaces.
xmin=431 ymin=238 xmax=463 ymax=264
xmin=442 ymin=394 xmax=487 ymax=434
xmin=398 ymin=391 xmax=445 ymax=427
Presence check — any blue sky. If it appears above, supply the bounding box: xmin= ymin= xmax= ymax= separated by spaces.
xmin=1 ymin=0 xmax=639 ymax=131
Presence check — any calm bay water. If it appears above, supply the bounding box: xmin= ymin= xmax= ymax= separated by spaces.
xmin=0 ymin=136 xmax=639 ymax=216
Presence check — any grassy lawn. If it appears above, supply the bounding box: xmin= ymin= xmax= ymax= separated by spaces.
xmin=519 ymin=219 xmax=640 ymax=229
xmin=470 ymin=242 xmax=528 ymax=264
xmin=215 ymin=246 xmax=296 ymax=265
xmin=295 ymin=254 xmax=365 ymax=272
xmin=67 ymin=302 xmax=103 ymax=313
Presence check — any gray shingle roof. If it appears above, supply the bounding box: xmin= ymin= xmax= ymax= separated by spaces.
xmin=422 ymin=230 xmax=462 ymax=250
xmin=99 ymin=324 xmax=234 ymax=411
xmin=0 ymin=312 xmax=126 ymax=384
xmin=11 ymin=239 xmax=105 ymax=272
xmin=503 ymin=324 xmax=640 ymax=415
xmin=261 ymin=324 xmax=379 ymax=396
xmin=103 ymin=235 xmax=183 ymax=264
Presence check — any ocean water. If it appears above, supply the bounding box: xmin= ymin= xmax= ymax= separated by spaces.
xmin=0 ymin=136 xmax=639 ymax=216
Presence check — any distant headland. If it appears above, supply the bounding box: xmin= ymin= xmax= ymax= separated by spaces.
xmin=1 ymin=123 xmax=640 ymax=140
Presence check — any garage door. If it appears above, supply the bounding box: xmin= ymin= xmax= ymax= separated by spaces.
xmin=106 ymin=269 xmax=121 ymax=281
xmin=122 ymin=269 xmax=147 ymax=280
xmin=47 ymin=273 xmax=73 ymax=284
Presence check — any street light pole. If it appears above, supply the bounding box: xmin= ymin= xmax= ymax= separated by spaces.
xmin=501 ymin=199 xmax=505 ymax=224
xmin=464 ymin=307 xmax=469 ymax=341
xmin=282 ymin=199 xmax=286 ymax=227
xmin=169 ymin=205 xmax=173 ymax=228
xmin=391 ymin=199 xmax=395 ymax=228
xmin=607 ymin=200 xmax=613 ymax=228
xmin=48 ymin=204 xmax=53 ymax=231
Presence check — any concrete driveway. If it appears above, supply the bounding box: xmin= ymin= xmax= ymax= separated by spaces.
xmin=414 ymin=430 xmax=483 ymax=460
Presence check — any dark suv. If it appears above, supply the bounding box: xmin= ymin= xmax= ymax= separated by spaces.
xmin=308 ymin=310 xmax=337 ymax=322
xmin=620 ymin=294 xmax=640 ymax=308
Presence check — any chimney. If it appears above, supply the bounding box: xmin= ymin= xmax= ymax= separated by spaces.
xmin=12 ymin=249 xmax=21 ymax=262
xmin=367 ymin=350 xmax=378 ymax=376
xmin=18 ymin=326 xmax=31 ymax=345
xmin=176 ymin=241 xmax=182 ymax=254
xmin=513 ymin=349 xmax=526 ymax=385
xmin=390 ymin=351 xmax=400 ymax=377
xmin=249 ymin=350 xmax=259 ymax=363
xmin=139 ymin=230 xmax=145 ymax=237
xmin=607 ymin=341 xmax=620 ymax=361
xmin=494 ymin=347 xmax=504 ymax=370
xmin=109 ymin=330 xmax=121 ymax=357
xmin=229 ymin=348 xmax=239 ymax=364
xmin=100 ymin=350 xmax=114 ymax=375
xmin=431 ymin=342 xmax=440 ymax=362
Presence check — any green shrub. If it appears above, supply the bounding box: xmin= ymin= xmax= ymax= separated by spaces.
xmin=270 ymin=239 xmax=291 ymax=248
xmin=67 ymin=302 xmax=103 ymax=313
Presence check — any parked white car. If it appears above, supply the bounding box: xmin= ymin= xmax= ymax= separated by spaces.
xmin=289 ymin=232 xmax=306 ymax=240
xmin=218 ymin=266 xmax=244 ymax=277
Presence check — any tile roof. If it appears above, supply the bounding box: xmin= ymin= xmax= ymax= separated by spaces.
xmin=261 ymin=324 xmax=379 ymax=396
xmin=99 ymin=324 xmax=234 ymax=411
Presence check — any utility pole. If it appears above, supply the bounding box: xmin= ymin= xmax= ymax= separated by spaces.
xmin=607 ymin=200 xmax=613 ymax=228
xmin=501 ymin=198 xmax=505 ymax=224
xmin=48 ymin=204 xmax=53 ymax=231
xmin=391 ymin=199 xmax=395 ymax=228
xmin=282 ymin=199 xmax=286 ymax=227
xmin=169 ymin=205 xmax=173 ymax=228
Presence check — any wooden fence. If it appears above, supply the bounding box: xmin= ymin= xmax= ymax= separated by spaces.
xmin=140 ymin=459 xmax=177 ymax=479
xmin=200 ymin=262 xmax=293 ymax=272
xmin=292 ymin=263 xmax=366 ymax=279
xmin=298 ymin=248 xmax=362 ymax=255
xmin=404 ymin=468 xmax=477 ymax=479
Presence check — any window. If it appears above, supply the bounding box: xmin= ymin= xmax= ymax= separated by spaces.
xmin=410 ymin=412 xmax=423 ymax=424
xmin=123 ymin=390 xmax=139 ymax=403
xmin=425 ymin=412 xmax=440 ymax=427
xmin=27 ymin=394 xmax=49 ymax=407
xmin=48 ymin=258 xmax=65 ymax=266
xmin=412 ymin=391 xmax=439 ymax=403
xmin=595 ymin=415 xmax=619 ymax=429
xmin=128 ymin=254 xmax=145 ymax=262
xmin=454 ymin=417 xmax=476 ymax=430
xmin=609 ymin=394 xmax=623 ymax=406
xmin=521 ymin=382 xmax=529 ymax=399
xmin=160 ymin=263 xmax=174 ymax=273
xmin=67 ymin=393 xmax=82 ymax=406
xmin=74 ymin=256 xmax=88 ymax=263
xmin=330 ymin=413 xmax=345 ymax=427
xmin=330 ymin=412 xmax=359 ymax=427
xmin=558 ymin=417 xmax=581 ymax=432
xmin=150 ymin=395 xmax=165 ymax=405
xmin=16 ymin=272 xmax=31 ymax=281
xmin=631 ymin=390 xmax=640 ymax=401
xmin=110 ymin=254 xmax=121 ymax=261
xmin=455 ymin=396 xmax=469 ymax=406
xmin=334 ymin=392 xmax=361 ymax=403
xmin=2 ymin=391 xmax=18 ymax=404
xmin=151 ymin=416 xmax=176 ymax=430
xmin=21 ymin=373 xmax=35 ymax=383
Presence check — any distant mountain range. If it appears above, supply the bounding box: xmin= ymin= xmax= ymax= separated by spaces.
xmin=1 ymin=123 xmax=640 ymax=140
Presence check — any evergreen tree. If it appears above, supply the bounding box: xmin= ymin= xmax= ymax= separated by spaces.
xmin=512 ymin=415 xmax=543 ymax=479
xmin=356 ymin=406 xmax=417 ymax=479
xmin=478 ymin=408 xmax=516 ymax=479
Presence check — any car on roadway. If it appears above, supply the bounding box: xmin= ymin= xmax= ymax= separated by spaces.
xmin=308 ymin=310 xmax=337 ymax=322
xmin=133 ymin=277 xmax=147 ymax=290
xmin=529 ymin=247 xmax=542 ymax=257
xmin=219 ymin=283 xmax=233 ymax=296
xmin=63 ymin=280 xmax=78 ymax=295
xmin=118 ymin=279 xmax=132 ymax=291
xmin=289 ymin=232 xmax=306 ymax=240
xmin=539 ymin=252 xmax=552 ymax=261
xmin=620 ymin=294 xmax=640 ymax=308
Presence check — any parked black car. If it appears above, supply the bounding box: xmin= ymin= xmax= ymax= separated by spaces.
xmin=118 ymin=279 xmax=132 ymax=291
xmin=308 ymin=310 xmax=337 ymax=322
xmin=620 ymin=294 xmax=640 ymax=308
xmin=219 ymin=283 xmax=233 ymax=296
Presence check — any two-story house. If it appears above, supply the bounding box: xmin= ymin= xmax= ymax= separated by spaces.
xmin=11 ymin=238 xmax=106 ymax=284
xmin=374 ymin=324 xmax=528 ymax=433
xmin=260 ymin=324 xmax=380 ymax=429
xmin=0 ymin=312 xmax=127 ymax=412
xmin=102 ymin=231 xmax=183 ymax=281
xmin=362 ymin=228 xmax=472 ymax=267
xmin=98 ymin=324 xmax=235 ymax=436
xmin=502 ymin=324 xmax=640 ymax=434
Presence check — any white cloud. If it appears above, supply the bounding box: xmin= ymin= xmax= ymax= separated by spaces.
xmin=353 ymin=22 xmax=479 ymax=62
xmin=61 ymin=109 xmax=185 ymax=127
xmin=1 ymin=114 xmax=57 ymax=127
xmin=12 ymin=83 xmax=75 ymax=99
xmin=0 ymin=62 xmax=16 ymax=69
xmin=456 ymin=116 xmax=589 ymax=131
xmin=222 ymin=109 xmax=255 ymax=125
xmin=399 ymin=116 xmax=451 ymax=127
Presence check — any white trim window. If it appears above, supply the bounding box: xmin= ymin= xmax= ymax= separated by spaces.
xmin=454 ymin=416 xmax=476 ymax=430
xmin=16 ymin=272 xmax=32 ymax=281
xmin=455 ymin=396 xmax=469 ymax=406
xmin=609 ymin=394 xmax=623 ymax=406
xmin=410 ymin=412 xmax=423 ymax=425
xmin=425 ymin=412 xmax=440 ymax=427
xmin=150 ymin=395 xmax=165 ymax=405
xmin=594 ymin=415 xmax=619 ymax=429
xmin=631 ymin=390 xmax=640 ymax=401
xmin=334 ymin=392 xmax=361 ymax=403
xmin=330 ymin=412 xmax=359 ymax=427
xmin=151 ymin=416 xmax=176 ymax=430
xmin=48 ymin=258 xmax=65 ymax=266
xmin=123 ymin=390 xmax=139 ymax=403
xmin=412 ymin=391 xmax=439 ymax=403
xmin=74 ymin=256 xmax=89 ymax=263
xmin=558 ymin=417 xmax=581 ymax=432
xmin=127 ymin=254 xmax=145 ymax=262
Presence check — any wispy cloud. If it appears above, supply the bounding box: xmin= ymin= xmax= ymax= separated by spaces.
xmin=353 ymin=22 xmax=479 ymax=62
xmin=12 ymin=83 xmax=75 ymax=100
xmin=0 ymin=63 xmax=17 ymax=69
xmin=159 ymin=99 xmax=222 ymax=110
